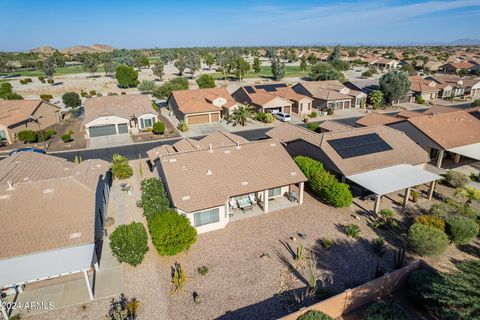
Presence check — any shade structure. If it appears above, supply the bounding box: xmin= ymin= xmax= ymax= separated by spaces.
xmin=447 ymin=143 xmax=480 ymax=161
xmin=347 ymin=164 xmax=441 ymax=196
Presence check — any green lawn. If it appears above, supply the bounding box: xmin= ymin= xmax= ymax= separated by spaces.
xmin=209 ymin=65 xmax=309 ymax=80
xmin=0 ymin=65 xmax=106 ymax=77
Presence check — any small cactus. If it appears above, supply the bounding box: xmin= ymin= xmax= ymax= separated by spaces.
xmin=394 ymin=247 xmax=406 ymax=269
xmin=295 ymin=244 xmax=304 ymax=261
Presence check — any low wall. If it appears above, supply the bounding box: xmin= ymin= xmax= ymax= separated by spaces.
xmin=279 ymin=260 xmax=423 ymax=320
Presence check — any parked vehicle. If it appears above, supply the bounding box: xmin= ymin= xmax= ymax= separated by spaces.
xmin=8 ymin=148 xmax=46 ymax=156
xmin=274 ymin=112 xmax=291 ymax=122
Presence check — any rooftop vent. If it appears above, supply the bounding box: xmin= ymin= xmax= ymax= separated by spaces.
xmin=169 ymin=158 xmax=177 ymax=163
xmin=291 ymin=171 xmax=297 ymax=176
xmin=209 ymin=144 xmax=213 ymax=153
xmin=207 ymin=169 xmax=213 ymax=175
xmin=270 ymin=143 xmax=276 ymax=147
xmin=241 ymin=181 xmax=248 ymax=186
xmin=23 ymin=177 xmax=29 ymax=181
xmin=69 ymin=232 xmax=81 ymax=239
xmin=236 ymin=142 xmax=241 ymax=149
xmin=0 ymin=194 xmax=11 ymax=200
xmin=6 ymin=180 xmax=14 ymax=191
xmin=43 ymin=188 xmax=54 ymax=194
xmin=224 ymin=150 xmax=231 ymax=154
xmin=182 ymin=195 xmax=191 ymax=201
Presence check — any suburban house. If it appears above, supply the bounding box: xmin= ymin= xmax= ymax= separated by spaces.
xmin=425 ymin=75 xmax=480 ymax=99
xmin=371 ymin=58 xmax=399 ymax=70
xmin=409 ymin=76 xmax=440 ymax=101
xmin=168 ymin=88 xmax=238 ymax=125
xmin=344 ymin=79 xmax=380 ymax=95
xmin=293 ymin=81 xmax=367 ymax=110
xmin=147 ymin=131 xmax=307 ymax=233
xmin=83 ymin=94 xmax=158 ymax=138
xmin=355 ymin=112 xmax=404 ymax=127
xmin=266 ymin=123 xmax=440 ymax=213
xmin=318 ymin=120 xmax=353 ymax=133
xmin=0 ymin=152 xmax=111 ymax=309
xmin=389 ymin=110 xmax=480 ymax=168
xmin=0 ymin=99 xmax=61 ymax=145
xmin=440 ymin=61 xmax=476 ymax=74
xmin=232 ymin=83 xmax=313 ymax=116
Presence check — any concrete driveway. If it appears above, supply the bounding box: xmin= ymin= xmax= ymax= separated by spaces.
xmin=88 ymin=134 xmax=133 ymax=149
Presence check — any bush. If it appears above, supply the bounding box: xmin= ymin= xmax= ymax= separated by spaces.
xmin=89 ymin=90 xmax=97 ymax=96
xmin=40 ymin=94 xmax=53 ymax=101
xmin=414 ymin=214 xmax=445 ymax=231
xmin=363 ymin=300 xmax=411 ymax=320
xmin=197 ymin=265 xmax=209 ymax=276
xmin=47 ymin=79 xmax=54 ymax=84
xmin=111 ymin=154 xmax=133 ymax=180
xmin=196 ymin=74 xmax=216 ymax=89
xmin=430 ymin=197 xmax=478 ymax=221
xmin=109 ymin=222 xmax=148 ymax=266
xmin=323 ymin=182 xmax=352 ymax=207
xmin=415 ymin=95 xmax=426 ymax=104
xmin=62 ymin=92 xmax=82 ymax=109
xmin=137 ymin=178 xmax=170 ymax=219
xmin=61 ymin=133 xmax=72 ymax=143
xmin=307 ymin=122 xmax=320 ymax=132
xmin=297 ymin=310 xmax=332 ymax=320
xmin=177 ymin=121 xmax=189 ymax=132
xmin=255 ymin=111 xmax=275 ymax=123
xmin=445 ymin=170 xmax=470 ymax=188
xmin=37 ymin=129 xmax=55 ymax=142
xmin=309 ymin=170 xmax=337 ymax=195
xmin=17 ymin=130 xmax=37 ymax=143
xmin=407 ymin=268 xmax=441 ymax=306
xmin=116 ymin=65 xmax=139 ymax=88
xmin=445 ymin=216 xmax=479 ymax=244
xmin=148 ymin=209 xmax=197 ymax=256
xmin=344 ymin=224 xmax=361 ymax=239
xmin=408 ymin=223 xmax=448 ymax=256
xmin=472 ymin=98 xmax=480 ymax=107
xmin=152 ymin=122 xmax=165 ymax=134
xmin=308 ymin=111 xmax=318 ymax=118
xmin=294 ymin=156 xmax=324 ymax=180
xmin=38 ymin=76 xmax=45 ymax=82
xmin=80 ymin=91 xmax=88 ymax=97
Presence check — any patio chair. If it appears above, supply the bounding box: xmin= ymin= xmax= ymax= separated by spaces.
xmin=288 ymin=191 xmax=298 ymax=203
xmin=237 ymin=197 xmax=254 ymax=212
xmin=229 ymin=199 xmax=238 ymax=210
xmin=248 ymin=194 xmax=257 ymax=205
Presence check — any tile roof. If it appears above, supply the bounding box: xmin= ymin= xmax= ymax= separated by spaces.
xmin=83 ymin=94 xmax=156 ymax=124
xmin=319 ymin=121 xmax=353 ymax=132
xmin=407 ymin=110 xmax=480 ymax=149
xmin=146 ymin=131 xmax=248 ymax=162
xmin=266 ymin=123 xmax=429 ymax=176
xmin=0 ymin=100 xmax=57 ymax=127
xmin=295 ymin=81 xmax=353 ymax=101
xmin=409 ymin=76 xmax=440 ymax=93
xmin=157 ymin=139 xmax=306 ymax=212
xmin=446 ymin=61 xmax=476 ymax=69
xmin=170 ymin=88 xmax=237 ymax=114
xmin=0 ymin=152 xmax=109 ymax=259
xmin=355 ymin=112 xmax=404 ymax=127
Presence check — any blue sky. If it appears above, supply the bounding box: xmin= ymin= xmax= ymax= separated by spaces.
xmin=1 ymin=0 xmax=480 ymax=51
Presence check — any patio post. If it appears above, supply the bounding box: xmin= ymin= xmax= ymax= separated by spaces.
xmin=454 ymin=154 xmax=461 ymax=164
xmin=403 ymin=187 xmax=411 ymax=207
xmin=373 ymin=195 xmax=381 ymax=214
xmin=299 ymin=182 xmax=304 ymax=205
xmin=83 ymin=270 xmax=94 ymax=301
xmin=436 ymin=149 xmax=444 ymax=168
xmin=0 ymin=295 xmax=8 ymax=320
xmin=428 ymin=181 xmax=436 ymax=201
xmin=263 ymin=190 xmax=269 ymax=213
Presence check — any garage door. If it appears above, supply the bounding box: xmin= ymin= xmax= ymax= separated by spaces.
xmin=211 ymin=113 xmax=220 ymax=122
xmin=187 ymin=114 xmax=210 ymax=125
xmin=117 ymin=123 xmax=129 ymax=134
xmin=88 ymin=124 xmax=117 ymax=137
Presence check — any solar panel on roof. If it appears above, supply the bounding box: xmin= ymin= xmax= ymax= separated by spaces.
xmin=328 ymin=133 xmax=393 ymax=159
xmin=244 ymin=86 xmax=255 ymax=94
xmin=254 ymin=83 xmax=287 ymax=92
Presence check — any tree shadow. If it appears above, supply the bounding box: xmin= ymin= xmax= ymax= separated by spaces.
xmin=457 ymin=239 xmax=480 ymax=259
xmin=274 ymin=248 xmax=309 ymax=287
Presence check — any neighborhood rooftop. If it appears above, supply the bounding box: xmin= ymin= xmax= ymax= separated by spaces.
xmin=83 ymin=94 xmax=155 ymax=123
xmin=0 ymin=99 xmax=57 ymax=127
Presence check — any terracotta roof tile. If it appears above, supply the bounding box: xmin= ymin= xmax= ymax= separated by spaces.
xmin=0 ymin=100 xmax=58 ymax=127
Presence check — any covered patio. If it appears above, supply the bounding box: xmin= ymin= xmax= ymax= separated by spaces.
xmin=347 ymin=164 xmax=442 ymax=214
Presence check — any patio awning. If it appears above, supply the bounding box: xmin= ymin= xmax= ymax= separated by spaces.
xmin=447 ymin=143 xmax=480 ymax=161
xmin=347 ymin=164 xmax=441 ymax=196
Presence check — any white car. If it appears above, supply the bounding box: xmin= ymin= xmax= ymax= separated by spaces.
xmin=275 ymin=112 xmax=291 ymax=122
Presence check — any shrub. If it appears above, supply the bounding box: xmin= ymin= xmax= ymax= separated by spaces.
xmin=344 ymin=223 xmax=361 ymax=239
xmin=40 ymin=94 xmax=53 ymax=101
xmin=321 ymin=238 xmax=334 ymax=249
xmin=19 ymin=79 xmax=27 ymax=85
xmin=323 ymin=182 xmax=352 ymax=207
xmin=408 ymin=223 xmax=448 ymax=256
xmin=116 ymin=65 xmax=139 ymax=88
xmin=407 ymin=268 xmax=441 ymax=307
xmin=62 ymin=92 xmax=82 ymax=109
xmin=197 ymin=265 xmax=208 ymax=276
xmin=61 ymin=133 xmax=72 ymax=143
xmin=307 ymin=122 xmax=320 ymax=132
xmin=297 ymin=310 xmax=332 ymax=320
xmin=445 ymin=170 xmax=470 ymax=188
xmin=148 ymin=209 xmax=197 ymax=256
xmin=414 ymin=214 xmax=445 ymax=231
xmin=415 ymin=95 xmax=425 ymax=104
xmin=363 ymin=300 xmax=411 ymax=320
xmin=195 ymin=74 xmax=216 ymax=89
xmin=309 ymin=111 xmax=318 ymax=118
xmin=255 ymin=111 xmax=275 ymax=123
xmin=430 ymin=197 xmax=478 ymax=221
xmin=309 ymin=170 xmax=336 ymax=195
xmin=17 ymin=130 xmax=37 ymax=143
xmin=109 ymin=222 xmax=148 ymax=266
xmin=89 ymin=90 xmax=97 ymax=96
xmin=472 ymin=98 xmax=480 ymax=107
xmin=111 ymin=154 xmax=133 ymax=180
xmin=47 ymin=79 xmax=54 ymax=84
xmin=372 ymin=237 xmax=385 ymax=256
xmin=38 ymin=76 xmax=45 ymax=82
xmin=37 ymin=129 xmax=56 ymax=142
xmin=136 ymin=178 xmax=170 ymax=219
xmin=152 ymin=122 xmax=165 ymax=134
xmin=177 ymin=121 xmax=189 ymax=132
xmin=80 ymin=91 xmax=88 ymax=97
xmin=445 ymin=216 xmax=479 ymax=244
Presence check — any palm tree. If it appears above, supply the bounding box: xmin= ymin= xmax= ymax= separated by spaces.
xmin=455 ymin=186 xmax=480 ymax=206
xmin=229 ymin=105 xmax=255 ymax=127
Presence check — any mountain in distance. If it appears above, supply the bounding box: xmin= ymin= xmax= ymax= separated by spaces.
xmin=29 ymin=45 xmax=57 ymax=54
xmin=447 ymin=38 xmax=480 ymax=46
xmin=28 ymin=44 xmax=114 ymax=54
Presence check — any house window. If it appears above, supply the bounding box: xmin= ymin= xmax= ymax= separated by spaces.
xmin=194 ymin=208 xmax=220 ymax=227
xmin=268 ymin=187 xmax=282 ymax=198
xmin=0 ymin=130 xmax=7 ymax=141
xmin=143 ymin=118 xmax=153 ymax=128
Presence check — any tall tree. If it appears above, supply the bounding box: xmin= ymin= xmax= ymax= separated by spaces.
xmin=137 ymin=80 xmax=155 ymax=94
xmin=230 ymin=105 xmax=255 ymax=126
xmin=379 ymin=70 xmax=411 ymax=104
xmin=151 ymin=60 xmax=164 ymax=80
xmin=233 ymin=58 xmax=250 ymax=81
xmin=174 ymin=56 xmax=187 ymax=76
xmin=271 ymin=57 xmax=286 ymax=80
xmin=116 ymin=65 xmax=139 ymax=88
xmin=328 ymin=45 xmax=341 ymax=62
xmin=83 ymin=57 xmax=98 ymax=77
xmin=300 ymin=56 xmax=308 ymax=71
xmin=196 ymin=74 xmax=216 ymax=89
xmin=186 ymin=53 xmax=201 ymax=78
xmin=205 ymin=54 xmax=215 ymax=70
xmin=307 ymin=53 xmax=318 ymax=65
xmin=42 ymin=56 xmax=56 ymax=79
xmin=309 ymin=63 xmax=344 ymax=81
xmin=368 ymin=90 xmax=384 ymax=109
xmin=253 ymin=57 xmax=261 ymax=73
xmin=103 ymin=57 xmax=116 ymax=77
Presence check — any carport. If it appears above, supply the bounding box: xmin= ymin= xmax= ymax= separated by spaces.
xmin=447 ymin=142 xmax=480 ymax=161
xmin=347 ymin=164 xmax=442 ymax=213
